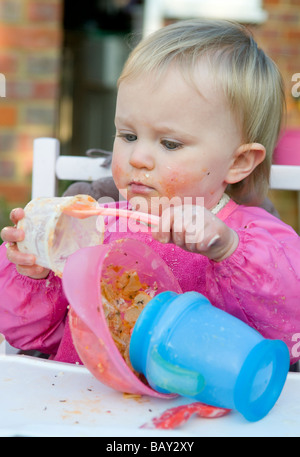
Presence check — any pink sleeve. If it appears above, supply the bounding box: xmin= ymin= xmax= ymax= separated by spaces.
xmin=0 ymin=243 xmax=68 ymax=355
xmin=205 ymin=219 xmax=300 ymax=365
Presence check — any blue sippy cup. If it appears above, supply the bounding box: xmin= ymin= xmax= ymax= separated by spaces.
xmin=129 ymin=291 xmax=290 ymax=422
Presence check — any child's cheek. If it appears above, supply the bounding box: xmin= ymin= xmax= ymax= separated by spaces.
xmin=160 ymin=167 xmax=210 ymax=201
xmin=112 ymin=161 xmax=124 ymax=187
xmin=159 ymin=169 xmax=187 ymax=199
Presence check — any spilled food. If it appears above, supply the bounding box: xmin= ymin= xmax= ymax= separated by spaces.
xmin=101 ymin=265 xmax=158 ymax=376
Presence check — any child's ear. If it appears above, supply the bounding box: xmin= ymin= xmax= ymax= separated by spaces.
xmin=225 ymin=143 xmax=266 ymax=184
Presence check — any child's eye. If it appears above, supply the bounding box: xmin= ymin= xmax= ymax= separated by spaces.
xmin=161 ymin=140 xmax=183 ymax=150
xmin=117 ymin=133 xmax=137 ymax=142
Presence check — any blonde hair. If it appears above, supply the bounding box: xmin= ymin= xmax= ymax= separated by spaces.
xmin=118 ymin=19 xmax=285 ymax=205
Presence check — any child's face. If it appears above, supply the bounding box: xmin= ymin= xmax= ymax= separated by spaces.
xmin=112 ymin=63 xmax=242 ymax=214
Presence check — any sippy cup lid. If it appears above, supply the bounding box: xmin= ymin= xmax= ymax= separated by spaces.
xmin=233 ymin=338 xmax=290 ymax=422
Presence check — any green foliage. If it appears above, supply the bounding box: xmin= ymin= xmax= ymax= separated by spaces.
xmin=58 ymin=179 xmax=74 ymax=196
xmin=0 ymin=197 xmax=15 ymax=244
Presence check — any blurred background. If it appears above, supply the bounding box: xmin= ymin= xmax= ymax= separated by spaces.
xmin=0 ymin=0 xmax=299 ymax=232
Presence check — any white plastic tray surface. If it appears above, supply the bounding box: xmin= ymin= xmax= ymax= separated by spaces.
xmin=0 ymin=355 xmax=299 ymax=437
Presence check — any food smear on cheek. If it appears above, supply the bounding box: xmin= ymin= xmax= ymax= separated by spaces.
xmin=160 ymin=169 xmax=186 ymax=200
xmin=161 ymin=167 xmax=211 ymax=203
xmin=101 ymin=265 xmax=158 ymax=378
xmin=111 ymin=162 xmax=128 ymax=194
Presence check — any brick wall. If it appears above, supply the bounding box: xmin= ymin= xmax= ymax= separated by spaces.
xmin=250 ymin=0 xmax=300 ymax=129
xmin=249 ymin=0 xmax=300 ymax=231
xmin=0 ymin=0 xmax=62 ymax=207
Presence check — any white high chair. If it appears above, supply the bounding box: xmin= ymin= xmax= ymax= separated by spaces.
xmin=31 ymin=138 xmax=112 ymax=199
xmin=270 ymin=165 xmax=300 ymax=233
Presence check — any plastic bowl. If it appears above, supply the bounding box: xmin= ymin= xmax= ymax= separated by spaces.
xmin=63 ymin=238 xmax=182 ymax=397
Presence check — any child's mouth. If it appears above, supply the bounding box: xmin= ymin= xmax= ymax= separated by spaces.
xmin=129 ymin=181 xmax=154 ymax=195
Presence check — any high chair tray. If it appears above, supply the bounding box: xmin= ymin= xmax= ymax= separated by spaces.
xmin=0 ymin=354 xmax=299 ymax=437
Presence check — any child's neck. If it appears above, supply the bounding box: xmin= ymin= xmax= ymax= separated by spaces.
xmin=210 ymin=193 xmax=230 ymax=215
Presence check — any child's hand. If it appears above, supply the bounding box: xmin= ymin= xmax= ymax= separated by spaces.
xmin=0 ymin=208 xmax=50 ymax=279
xmin=152 ymin=205 xmax=238 ymax=262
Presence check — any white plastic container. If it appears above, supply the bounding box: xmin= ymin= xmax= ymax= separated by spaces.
xmin=17 ymin=195 xmax=104 ymax=276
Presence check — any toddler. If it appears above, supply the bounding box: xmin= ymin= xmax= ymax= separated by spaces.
xmin=1 ymin=19 xmax=300 ymax=366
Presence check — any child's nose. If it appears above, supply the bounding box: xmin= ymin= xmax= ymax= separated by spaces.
xmin=129 ymin=143 xmax=155 ymax=170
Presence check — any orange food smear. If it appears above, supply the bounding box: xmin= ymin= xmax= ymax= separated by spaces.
xmin=100 ymin=265 xmax=158 ymax=377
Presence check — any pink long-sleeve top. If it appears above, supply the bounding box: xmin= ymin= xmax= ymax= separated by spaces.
xmin=0 ymin=198 xmax=300 ymax=365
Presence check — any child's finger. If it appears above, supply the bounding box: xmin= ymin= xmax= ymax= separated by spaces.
xmin=10 ymin=208 xmax=25 ymax=225
xmin=6 ymin=244 xmax=49 ymax=279
xmin=152 ymin=207 xmax=172 ymax=243
xmin=0 ymin=226 xmax=25 ymax=243
xmin=9 ymin=208 xmax=25 ymax=224
xmin=6 ymin=243 xmax=36 ymax=266
xmin=171 ymin=210 xmax=186 ymax=246
xmin=16 ymin=264 xmax=49 ymax=279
